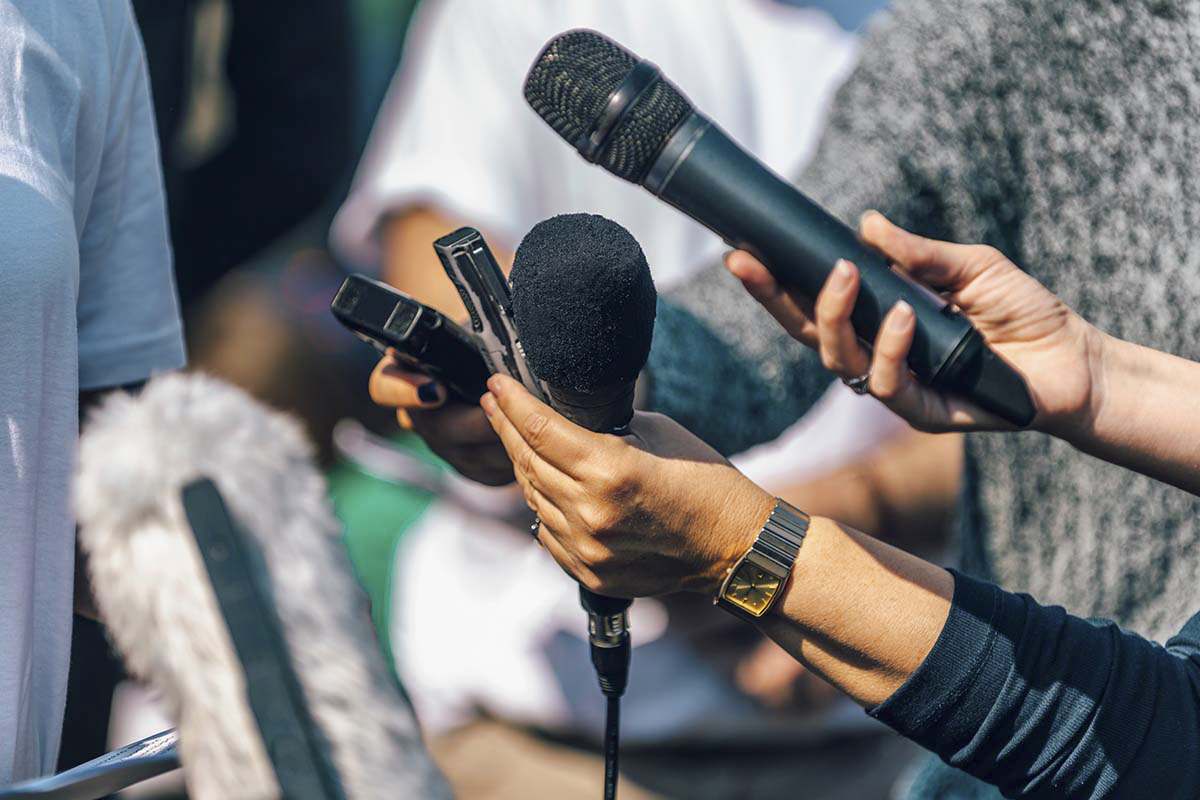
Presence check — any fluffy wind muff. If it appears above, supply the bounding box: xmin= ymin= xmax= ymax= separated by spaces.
xmin=75 ymin=372 xmax=448 ymax=800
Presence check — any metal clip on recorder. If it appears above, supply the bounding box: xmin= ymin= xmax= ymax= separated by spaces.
xmin=431 ymin=227 xmax=551 ymax=403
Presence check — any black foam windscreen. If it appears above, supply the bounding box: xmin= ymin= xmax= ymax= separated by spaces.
xmin=524 ymin=30 xmax=693 ymax=182
xmin=510 ymin=213 xmax=656 ymax=393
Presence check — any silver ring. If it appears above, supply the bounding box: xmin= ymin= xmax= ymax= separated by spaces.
xmin=843 ymin=370 xmax=872 ymax=395
xmin=530 ymin=515 xmax=542 ymax=540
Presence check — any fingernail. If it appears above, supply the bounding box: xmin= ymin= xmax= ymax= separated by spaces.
xmin=480 ymin=392 xmax=497 ymax=415
xmin=418 ymin=381 xmax=441 ymax=404
xmin=487 ymin=374 xmax=503 ymax=395
xmin=890 ymin=301 xmax=915 ymax=325
xmin=832 ymin=260 xmax=854 ymax=287
xmin=860 ymin=209 xmax=882 ymax=227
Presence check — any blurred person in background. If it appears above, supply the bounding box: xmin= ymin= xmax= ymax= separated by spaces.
xmin=0 ymin=0 xmax=185 ymax=784
xmin=55 ymin=0 xmax=376 ymax=782
xmin=134 ymin=0 xmax=360 ymax=459
xmin=339 ymin=2 xmax=975 ymax=798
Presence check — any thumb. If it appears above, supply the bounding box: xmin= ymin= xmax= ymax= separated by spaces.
xmin=860 ymin=211 xmax=991 ymax=292
xmin=368 ymin=356 xmax=446 ymax=409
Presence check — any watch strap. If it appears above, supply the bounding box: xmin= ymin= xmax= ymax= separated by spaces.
xmin=753 ymin=499 xmax=809 ymax=571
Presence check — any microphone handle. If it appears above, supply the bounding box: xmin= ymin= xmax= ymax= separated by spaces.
xmin=644 ymin=114 xmax=1035 ymax=427
xmin=544 ymin=383 xmax=635 ymax=696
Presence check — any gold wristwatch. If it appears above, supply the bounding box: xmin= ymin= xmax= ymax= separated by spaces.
xmin=715 ymin=499 xmax=809 ymax=620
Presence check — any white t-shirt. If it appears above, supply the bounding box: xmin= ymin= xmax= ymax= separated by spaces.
xmin=333 ymin=0 xmax=909 ymax=743
xmin=332 ymin=0 xmax=861 ymax=290
xmin=0 ymin=1 xmax=185 ymax=782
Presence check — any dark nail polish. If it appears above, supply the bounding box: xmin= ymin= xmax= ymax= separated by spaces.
xmin=418 ymin=382 xmax=440 ymax=404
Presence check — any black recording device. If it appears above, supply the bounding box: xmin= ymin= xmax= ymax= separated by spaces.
xmin=523 ymin=30 xmax=1037 ymax=427
xmin=331 ymin=274 xmax=491 ymax=403
xmin=332 ymin=230 xmax=551 ymax=404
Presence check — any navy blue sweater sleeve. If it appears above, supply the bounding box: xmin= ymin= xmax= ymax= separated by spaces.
xmin=870 ymin=571 xmax=1200 ymax=799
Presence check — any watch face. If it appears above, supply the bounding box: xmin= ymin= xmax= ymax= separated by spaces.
xmin=724 ymin=562 xmax=782 ymax=616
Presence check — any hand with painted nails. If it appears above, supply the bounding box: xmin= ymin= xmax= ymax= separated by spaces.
xmin=369 ymin=355 xmax=515 ymax=485
xmin=479 ymin=373 xmax=775 ymax=598
xmin=725 ymin=212 xmax=1105 ymax=436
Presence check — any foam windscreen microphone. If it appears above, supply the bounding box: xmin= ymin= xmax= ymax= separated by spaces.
xmin=509 ymin=213 xmax=657 ymax=800
xmin=510 ymin=212 xmax=656 ymax=434
xmin=75 ymin=373 xmax=450 ymax=800
xmin=524 ymin=30 xmax=1036 ymax=427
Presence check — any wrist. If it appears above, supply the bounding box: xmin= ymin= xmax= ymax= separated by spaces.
xmin=1048 ymin=322 xmax=1119 ymax=447
xmin=1034 ymin=317 xmax=1111 ymax=442
xmin=695 ymin=482 xmax=775 ymax=595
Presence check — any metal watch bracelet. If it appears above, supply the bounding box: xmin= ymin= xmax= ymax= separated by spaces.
xmin=715 ymin=499 xmax=810 ymax=619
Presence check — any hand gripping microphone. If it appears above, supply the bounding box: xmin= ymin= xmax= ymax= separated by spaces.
xmin=75 ymin=373 xmax=450 ymax=800
xmin=509 ymin=213 xmax=657 ymax=800
xmin=523 ymin=30 xmax=1036 ymax=427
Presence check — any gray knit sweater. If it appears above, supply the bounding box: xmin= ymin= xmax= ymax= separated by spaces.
xmin=649 ymin=0 xmax=1200 ymax=647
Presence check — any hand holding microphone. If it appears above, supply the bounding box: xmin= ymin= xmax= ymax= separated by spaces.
xmin=481 ymin=377 xmax=774 ymax=599
xmin=727 ymin=212 xmax=1104 ymax=436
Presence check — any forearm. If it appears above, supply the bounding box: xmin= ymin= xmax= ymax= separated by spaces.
xmin=757 ymin=519 xmax=1200 ymax=798
xmin=382 ymin=207 xmax=510 ymax=319
xmin=754 ymin=517 xmax=953 ymax=707
xmin=778 ymin=429 xmax=962 ymax=553
xmin=1076 ymin=334 xmax=1200 ymax=495
xmin=875 ymin=576 xmax=1200 ymax=799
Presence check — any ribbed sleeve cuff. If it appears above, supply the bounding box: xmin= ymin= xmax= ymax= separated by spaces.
xmin=868 ymin=570 xmax=1004 ymax=750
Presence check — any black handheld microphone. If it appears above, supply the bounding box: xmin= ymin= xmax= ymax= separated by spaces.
xmin=523 ymin=30 xmax=1036 ymax=427
xmin=511 ymin=212 xmax=656 ymax=682
xmin=510 ymin=212 xmax=657 ymax=800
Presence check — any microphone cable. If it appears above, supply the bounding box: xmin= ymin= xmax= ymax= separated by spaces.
xmin=527 ymin=524 xmax=629 ymax=800
xmin=579 ymin=587 xmax=631 ymax=800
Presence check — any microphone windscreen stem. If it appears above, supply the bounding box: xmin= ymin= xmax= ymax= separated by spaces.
xmin=546 ymin=383 xmax=635 ymax=434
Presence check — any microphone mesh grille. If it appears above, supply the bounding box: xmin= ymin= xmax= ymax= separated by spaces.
xmin=524 ymin=31 xmax=636 ymax=148
xmin=525 ymin=30 xmax=693 ymax=182
xmin=600 ymin=79 xmax=692 ymax=182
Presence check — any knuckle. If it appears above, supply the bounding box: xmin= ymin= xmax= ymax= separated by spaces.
xmin=523 ymin=411 xmax=550 ymax=449
xmin=972 ymin=245 xmax=1006 ymax=272
xmin=870 ymin=376 xmax=899 ymax=401
xmin=819 ymin=343 xmax=843 ymax=373
xmin=819 ymin=347 xmax=838 ymax=372
xmin=594 ymin=458 xmax=636 ymax=499
xmin=578 ymin=569 xmax=605 ymax=594
xmin=580 ymin=502 xmax=620 ymax=537
xmin=578 ymin=537 xmax=611 ymax=568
